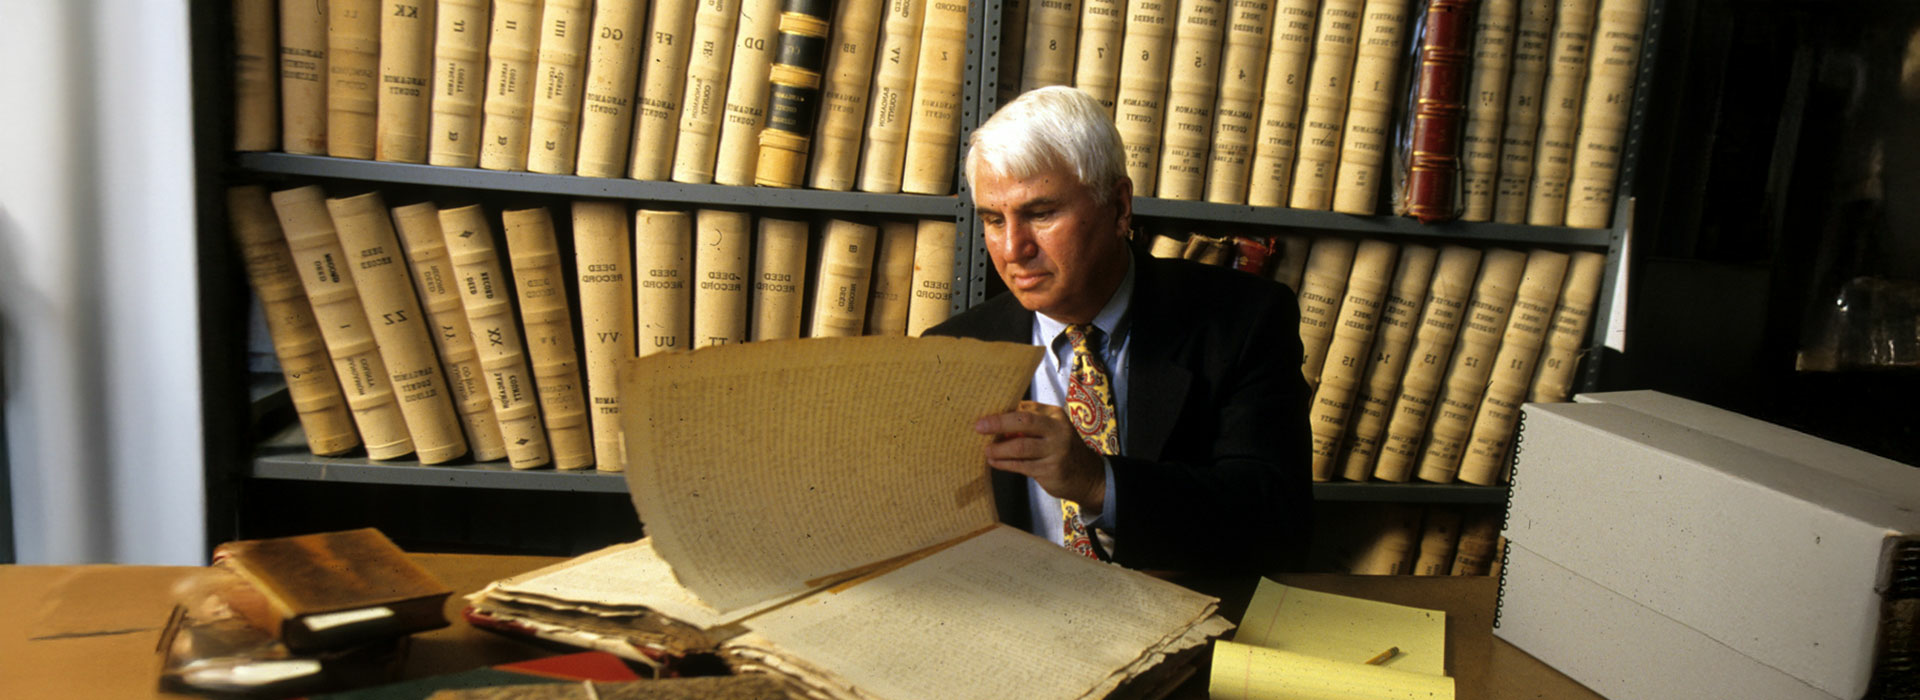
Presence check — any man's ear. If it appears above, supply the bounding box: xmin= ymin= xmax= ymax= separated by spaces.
xmin=1112 ymin=177 xmax=1133 ymax=237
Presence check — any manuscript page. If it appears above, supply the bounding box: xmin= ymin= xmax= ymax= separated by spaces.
xmin=736 ymin=526 xmax=1224 ymax=700
xmin=619 ymin=335 xmax=1040 ymax=613
xmin=479 ymin=539 xmax=793 ymax=628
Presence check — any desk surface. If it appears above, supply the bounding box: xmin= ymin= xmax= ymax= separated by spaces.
xmin=0 ymin=553 xmax=1602 ymax=699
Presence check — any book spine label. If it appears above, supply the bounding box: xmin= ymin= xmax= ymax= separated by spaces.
xmin=279 ymin=0 xmax=329 ymax=154
xmin=526 ymin=0 xmax=596 ymax=174
xmin=1400 ymin=0 xmax=1477 ymax=223
xmin=693 ymin=209 xmax=752 ymax=348
xmin=327 ymin=0 xmax=381 ymax=159
xmin=270 ymin=185 xmax=414 ymax=459
xmin=573 ymin=0 xmax=648 ymax=177
xmin=391 ymin=202 xmax=510 ymax=463
xmin=635 ymin=210 xmax=694 ymax=356
xmin=1329 ymin=0 xmax=1412 ymax=215
xmin=235 ymin=0 xmax=280 ymax=152
xmin=230 ymin=186 xmax=359 ymax=456
xmin=751 ymin=217 xmax=810 ymax=341
xmin=715 ymin=0 xmax=787 ymax=186
xmin=502 ymin=207 xmax=595 ymax=469
xmin=806 ymin=0 xmax=885 ymax=190
xmin=573 ymin=200 xmax=637 ymax=471
xmin=672 ymin=0 xmax=747 ymax=184
xmin=478 ymin=0 xmax=545 ymax=171
xmin=629 ymin=0 xmax=699 ymax=179
xmin=856 ymin=0 xmax=928 ymax=192
xmin=755 ymin=0 xmax=834 ymax=187
xmin=426 ymin=0 xmax=491 ymax=168
xmin=1246 ymin=0 xmax=1319 ymax=207
xmin=375 ymin=0 xmax=436 ymax=162
xmin=440 ymin=204 xmax=553 ymax=469
xmin=327 ymin=192 xmax=469 ymax=464
xmin=905 ymin=219 xmax=958 ymax=336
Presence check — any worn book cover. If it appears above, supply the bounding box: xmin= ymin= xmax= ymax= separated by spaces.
xmin=213 ymin=527 xmax=453 ymax=652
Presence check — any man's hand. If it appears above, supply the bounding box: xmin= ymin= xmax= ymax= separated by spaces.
xmin=974 ymin=401 xmax=1107 ymax=512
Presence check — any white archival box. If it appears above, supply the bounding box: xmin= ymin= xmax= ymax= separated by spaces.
xmin=1496 ymin=391 xmax=1918 ymax=700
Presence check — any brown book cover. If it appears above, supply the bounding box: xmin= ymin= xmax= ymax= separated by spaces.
xmin=1398 ymin=0 xmax=1478 ymax=223
xmin=212 ymin=528 xmax=451 ymax=653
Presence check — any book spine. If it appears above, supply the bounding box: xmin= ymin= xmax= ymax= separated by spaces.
xmin=750 ymin=216 xmax=810 ymax=341
xmin=269 ymin=185 xmax=414 ymax=459
xmin=278 ymin=0 xmax=328 ymax=154
xmin=1329 ymin=0 xmax=1411 ymax=215
xmin=692 ymin=209 xmax=752 ymax=348
xmin=1409 ymin=247 xmax=1532 ymax=483
xmin=899 ymin=0 xmax=969 ymax=195
xmin=1072 ymin=0 xmax=1126 ymax=116
xmin=1526 ymin=249 xmax=1604 ymax=402
xmin=478 ymin=0 xmax=546 ymax=171
xmin=525 ymin=0 xmax=596 ymax=174
xmin=672 ymin=0 xmax=748 ymax=184
xmin=1524 ymin=0 xmax=1598 ymax=226
xmin=228 ymin=185 xmax=359 ymax=456
xmin=1448 ymin=510 xmax=1500 ymax=575
xmin=1455 ymin=249 xmax=1569 ymax=485
xmin=326 ymin=192 xmax=468 ymax=464
xmin=1149 ymin=233 xmax=1187 ymax=259
xmin=1020 ymin=0 xmax=1079 ymax=92
xmin=502 ymin=207 xmax=595 ymax=469
xmin=1370 ymin=244 xmax=1482 ymax=481
xmin=1246 ymin=0 xmax=1318 ymax=207
xmin=806 ymin=0 xmax=886 ymax=190
xmin=426 ymin=0 xmax=492 ymax=168
xmin=1489 ymin=0 xmax=1555 ymax=223
xmin=855 ymin=0 xmax=927 ymax=192
xmin=1295 ymin=237 xmax=1358 ymax=392
xmin=1349 ymin=503 xmax=1422 ymax=574
xmin=573 ymin=0 xmax=649 ymax=177
xmin=864 ymin=220 xmax=918 ymax=335
xmin=1113 ymin=0 xmax=1175 ymax=194
xmin=634 ymin=209 xmax=693 ymax=356
xmin=1155 ymin=0 xmax=1227 ymax=201
xmin=755 ymin=0 xmax=835 ymax=188
xmin=234 ymin=0 xmax=280 ymax=152
xmin=1308 ymin=239 xmax=1398 ymax=481
xmin=1337 ymin=244 xmax=1439 ymax=481
xmin=573 ymin=200 xmax=637 ymax=472
xmin=1267 ymin=232 xmax=1312 ymax=293
xmin=1458 ymin=0 xmax=1519 ymax=221
xmin=375 ymin=0 xmax=435 ymax=162
xmin=905 ymin=219 xmax=958 ymax=336
xmin=438 ymin=204 xmax=552 ymax=469
xmin=1399 ymin=0 xmax=1478 ymax=223
xmin=1563 ymin=0 xmax=1648 ymax=228
xmin=390 ymin=202 xmax=510 ymax=463
xmin=1288 ymin=0 xmax=1365 ymax=210
xmin=1201 ymin=0 xmax=1273 ymax=205
xmin=714 ymin=0 xmax=787 ymax=186
xmin=1411 ymin=507 xmax=1463 ymax=575
xmin=629 ymin=0 xmax=699 ymax=179
xmin=809 ymin=218 xmax=879 ymax=337
xmin=327 ymin=0 xmax=381 ymax=159
xmin=1185 ymin=234 xmax=1234 ymax=266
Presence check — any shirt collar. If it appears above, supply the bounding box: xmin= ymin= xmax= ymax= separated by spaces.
xmin=1036 ymin=253 xmax=1136 ymax=347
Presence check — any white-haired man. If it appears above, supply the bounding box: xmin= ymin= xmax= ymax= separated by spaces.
xmin=926 ymin=86 xmax=1312 ymax=573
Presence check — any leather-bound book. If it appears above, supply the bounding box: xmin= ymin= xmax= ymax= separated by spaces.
xmin=1397 ymin=0 xmax=1478 ymax=223
xmin=211 ymin=528 xmax=452 ymax=652
xmin=755 ymin=0 xmax=835 ymax=188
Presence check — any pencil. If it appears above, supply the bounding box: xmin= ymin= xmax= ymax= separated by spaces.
xmin=1365 ymin=646 xmax=1398 ymax=665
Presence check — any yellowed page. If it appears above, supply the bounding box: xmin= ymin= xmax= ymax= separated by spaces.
xmin=620 ymin=335 xmax=1040 ymax=614
xmin=483 ymin=539 xmax=797 ymax=628
xmin=1234 ymin=578 xmax=1446 ymax=676
xmin=1210 ymin=641 xmax=1455 ymax=700
xmin=739 ymin=525 xmax=1225 ymax=700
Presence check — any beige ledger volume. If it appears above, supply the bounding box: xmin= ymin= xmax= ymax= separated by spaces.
xmin=234 ymin=0 xmax=280 ymax=152
xmin=1155 ymin=0 xmax=1228 ymax=201
xmin=1113 ymin=0 xmax=1176 ymax=193
xmin=629 ymin=0 xmax=699 ymax=179
xmin=502 ymin=207 xmax=596 ymax=469
xmin=326 ymin=192 xmax=468 ymax=464
xmin=1370 ymin=245 xmax=1484 ymax=482
xmin=228 ymin=186 xmax=358 ymax=456
xmin=671 ymin=0 xmax=747 ymax=184
xmin=573 ymin=201 xmax=638 ymax=472
xmin=864 ymin=220 xmax=918 ymax=336
xmin=1527 ymin=250 xmax=1606 ymax=402
xmin=1295 ymin=237 xmax=1359 ymax=391
xmin=439 ymin=204 xmax=553 ymax=469
xmin=1329 ymin=0 xmax=1412 ymax=215
xmin=1563 ymin=0 xmax=1650 ymax=228
xmin=857 ymin=0 xmax=928 ymax=193
xmin=425 ymin=0 xmax=491 ymax=167
xmin=327 ymin=0 xmax=381 ymax=159
xmin=1202 ymin=0 xmax=1275 ymax=204
xmin=810 ymin=219 xmax=880 ymax=337
xmin=1337 ymin=244 xmax=1440 ymax=481
xmin=900 ymin=0 xmax=970 ymax=195
xmin=1307 ymin=240 xmax=1398 ymax=481
xmin=477 ymin=0 xmax=545 ymax=170
xmin=1454 ymin=250 xmax=1571 ymax=485
xmin=750 ymin=217 xmax=810 ymax=341
xmin=278 ymin=0 xmax=328 ymax=154
xmin=269 ymin=185 xmax=413 ymax=459
xmin=1020 ymin=0 xmax=1079 ymax=92
xmin=805 ymin=0 xmax=884 ymax=191
xmin=1406 ymin=248 xmax=1535 ymax=483
xmin=573 ymin=0 xmax=649 ymax=177
xmin=1524 ymin=0 xmax=1599 ymax=226
xmin=713 ymin=0 xmax=786 ymax=186
xmin=1288 ymin=0 xmax=1365 ymax=210
xmin=634 ymin=210 xmax=694 ymax=356
xmin=525 ymin=0 xmax=596 ymax=174
xmin=1457 ymin=0 xmax=1520 ymax=221
xmin=1245 ymin=0 xmax=1319 ymax=207
xmin=905 ymin=219 xmax=958 ymax=336
xmin=692 ymin=209 xmax=753 ymax=348
xmin=375 ymin=0 xmax=435 ymax=163
xmin=390 ymin=202 xmax=510 ymax=463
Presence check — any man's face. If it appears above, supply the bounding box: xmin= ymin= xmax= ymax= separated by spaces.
xmin=972 ymin=163 xmax=1132 ymax=323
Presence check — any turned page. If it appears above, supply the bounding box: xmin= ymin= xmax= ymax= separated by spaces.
xmin=482 ymin=539 xmax=791 ymax=628
xmin=620 ymin=335 xmax=1040 ymax=614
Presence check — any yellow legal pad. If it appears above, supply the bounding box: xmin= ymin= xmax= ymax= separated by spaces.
xmin=1210 ymin=578 xmax=1454 ymax=700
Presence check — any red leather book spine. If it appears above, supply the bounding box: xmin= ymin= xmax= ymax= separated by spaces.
xmin=1403 ymin=0 xmax=1479 ymax=223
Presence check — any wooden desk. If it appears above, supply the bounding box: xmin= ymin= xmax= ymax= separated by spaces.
xmin=0 ymin=553 xmax=1601 ymax=699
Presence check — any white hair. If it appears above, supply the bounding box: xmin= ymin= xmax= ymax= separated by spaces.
xmin=964 ymin=86 xmax=1128 ymax=206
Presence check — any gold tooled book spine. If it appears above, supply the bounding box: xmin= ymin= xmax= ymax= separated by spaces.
xmin=755 ymin=0 xmax=835 ymax=187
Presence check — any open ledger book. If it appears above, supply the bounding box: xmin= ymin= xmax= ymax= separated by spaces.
xmin=467 ymin=336 xmax=1233 ymax=700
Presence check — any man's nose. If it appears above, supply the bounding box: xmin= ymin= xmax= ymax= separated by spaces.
xmin=998 ymin=218 xmax=1037 ymax=260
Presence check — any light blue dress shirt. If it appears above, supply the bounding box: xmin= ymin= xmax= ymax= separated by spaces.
xmin=1026 ymin=256 xmax=1135 ymax=552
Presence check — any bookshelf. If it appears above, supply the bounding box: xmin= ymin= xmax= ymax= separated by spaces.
xmin=197 ymin=0 xmax=1663 ymax=555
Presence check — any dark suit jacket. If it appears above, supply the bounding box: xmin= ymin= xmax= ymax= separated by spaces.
xmin=926 ymin=255 xmax=1313 ymax=573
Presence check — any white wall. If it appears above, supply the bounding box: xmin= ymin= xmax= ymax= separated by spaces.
xmin=0 ymin=0 xmax=205 ymax=564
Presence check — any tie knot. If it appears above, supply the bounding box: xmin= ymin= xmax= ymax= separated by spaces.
xmin=1064 ymin=323 xmax=1101 ymax=353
